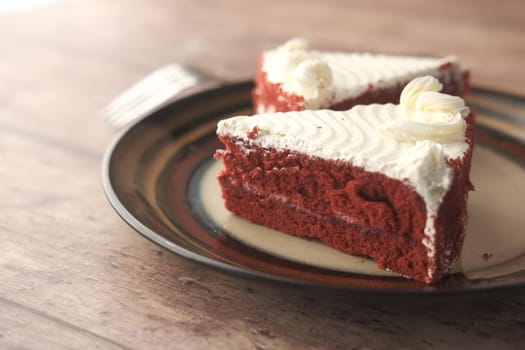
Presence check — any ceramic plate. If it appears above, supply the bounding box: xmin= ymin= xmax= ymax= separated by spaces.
xmin=102 ymin=81 xmax=525 ymax=296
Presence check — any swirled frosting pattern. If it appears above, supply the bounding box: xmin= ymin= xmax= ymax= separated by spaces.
xmin=217 ymin=105 xmax=467 ymax=181
xmin=262 ymin=39 xmax=463 ymax=109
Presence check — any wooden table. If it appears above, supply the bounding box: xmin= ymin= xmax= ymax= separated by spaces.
xmin=2 ymin=1 xmax=524 ymax=349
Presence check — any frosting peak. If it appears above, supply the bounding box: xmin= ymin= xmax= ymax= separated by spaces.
xmin=381 ymin=76 xmax=469 ymax=143
xmin=400 ymin=75 xmax=443 ymax=110
xmin=292 ymin=59 xmax=332 ymax=96
xmin=264 ymin=38 xmax=333 ymax=100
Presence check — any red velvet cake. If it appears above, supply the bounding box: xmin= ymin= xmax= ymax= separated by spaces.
xmin=253 ymin=38 xmax=469 ymax=113
xmin=216 ymin=76 xmax=474 ymax=283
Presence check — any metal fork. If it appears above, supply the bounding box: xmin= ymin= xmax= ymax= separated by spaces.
xmin=102 ymin=63 xmax=218 ymax=129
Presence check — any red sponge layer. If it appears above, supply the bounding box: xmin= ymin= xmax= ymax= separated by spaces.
xmin=216 ymin=114 xmax=473 ymax=283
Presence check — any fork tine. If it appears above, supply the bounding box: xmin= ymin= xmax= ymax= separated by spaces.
xmin=103 ymin=63 xmax=211 ymax=129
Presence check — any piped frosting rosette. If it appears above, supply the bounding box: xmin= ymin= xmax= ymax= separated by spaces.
xmin=380 ymin=76 xmax=469 ymax=143
xmin=265 ymin=38 xmax=333 ymax=99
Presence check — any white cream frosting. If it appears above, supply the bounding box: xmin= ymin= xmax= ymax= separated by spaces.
xmin=380 ymin=76 xmax=469 ymax=143
xmin=261 ymin=38 xmax=464 ymax=111
xmin=218 ymin=79 xmax=470 ymax=276
xmin=400 ymin=75 xmax=443 ymax=108
xmin=217 ymin=105 xmax=468 ymax=191
xmin=265 ymin=38 xmax=333 ymax=101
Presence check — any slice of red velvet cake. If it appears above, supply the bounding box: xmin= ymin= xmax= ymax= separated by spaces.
xmin=216 ymin=76 xmax=474 ymax=284
xmin=253 ymin=38 xmax=469 ymax=113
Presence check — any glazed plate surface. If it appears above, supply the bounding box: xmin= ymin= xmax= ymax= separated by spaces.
xmin=102 ymin=81 xmax=525 ymax=295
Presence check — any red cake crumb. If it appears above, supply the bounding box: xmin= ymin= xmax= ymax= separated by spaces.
xmin=246 ymin=127 xmax=261 ymax=139
xmin=216 ymin=111 xmax=474 ymax=284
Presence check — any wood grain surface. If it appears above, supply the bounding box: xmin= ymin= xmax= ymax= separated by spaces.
xmin=1 ymin=0 xmax=524 ymax=349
